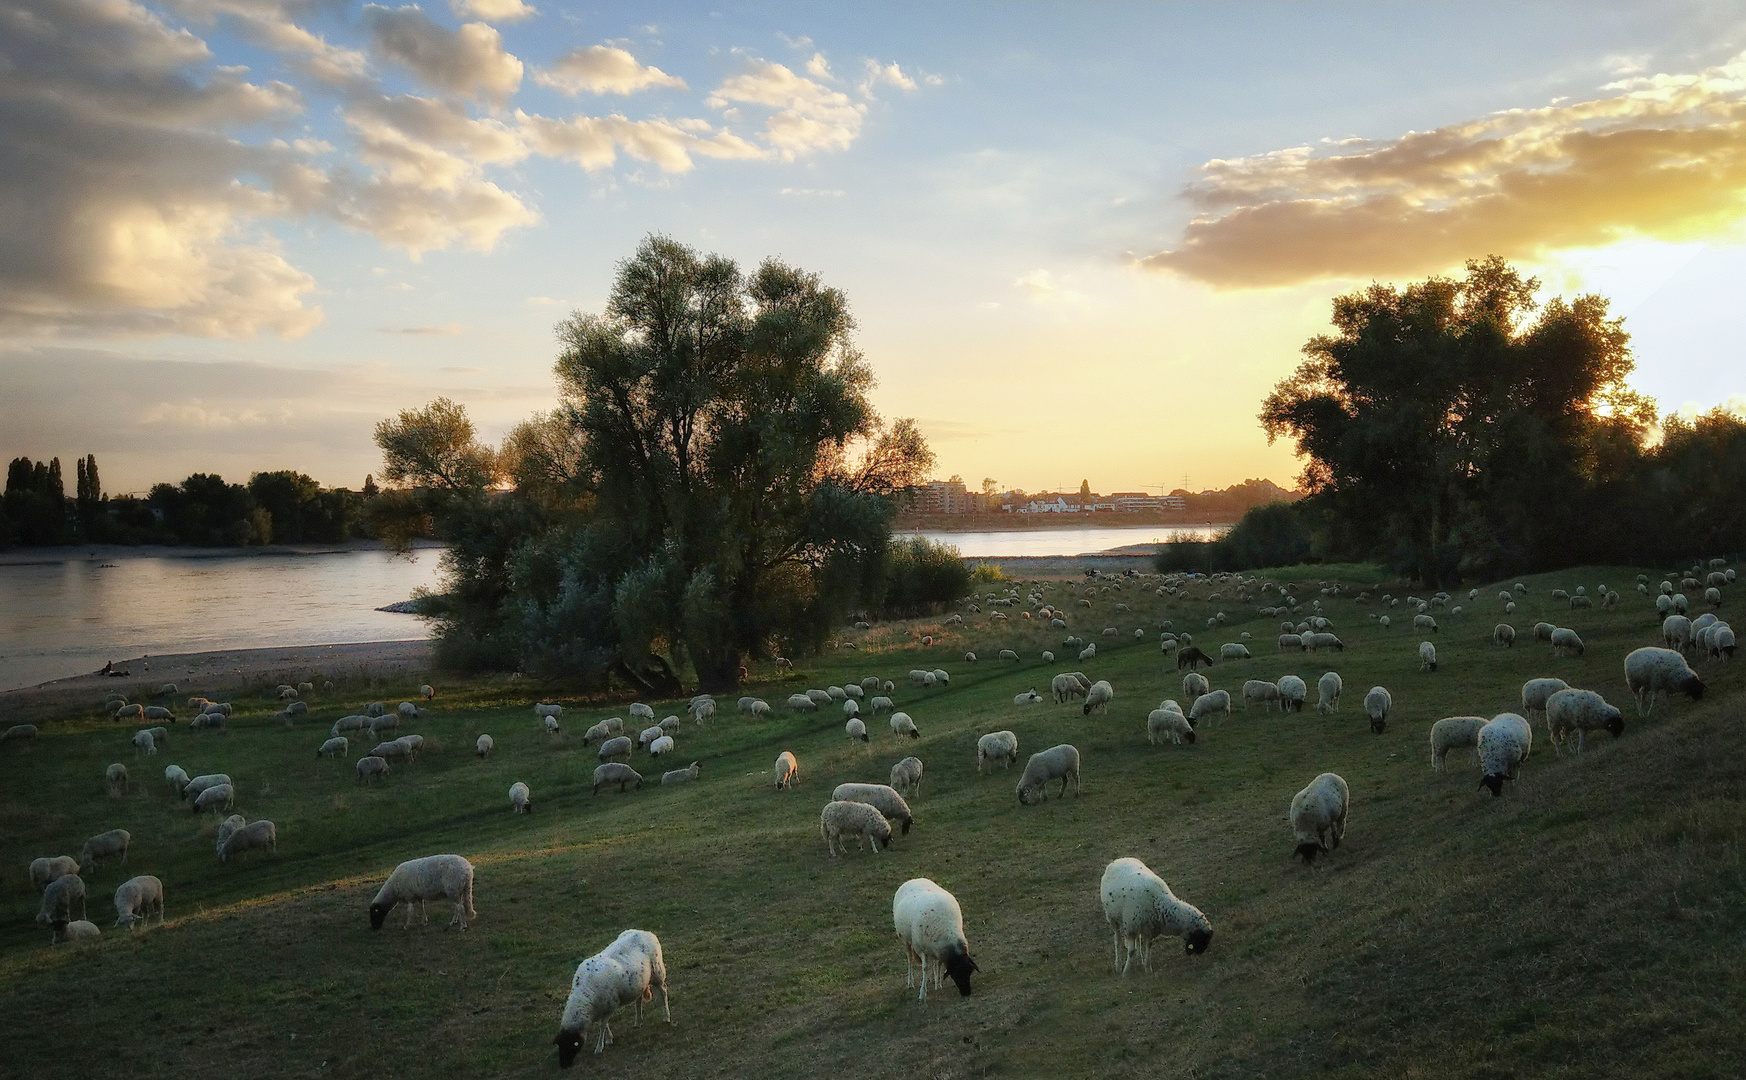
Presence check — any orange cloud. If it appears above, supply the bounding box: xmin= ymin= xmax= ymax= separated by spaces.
xmin=1143 ymin=52 xmax=1746 ymax=287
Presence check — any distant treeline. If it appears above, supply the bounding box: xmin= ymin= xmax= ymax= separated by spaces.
xmin=1158 ymin=257 xmax=1746 ymax=583
xmin=0 ymin=456 xmax=382 ymax=548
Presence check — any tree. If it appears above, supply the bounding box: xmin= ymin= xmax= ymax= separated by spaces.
xmin=374 ymin=398 xmax=499 ymax=492
xmin=361 ymin=474 xmax=379 ymax=499
xmin=1079 ymin=479 xmax=1091 ymax=498
xmin=981 ymin=477 xmax=998 ymax=496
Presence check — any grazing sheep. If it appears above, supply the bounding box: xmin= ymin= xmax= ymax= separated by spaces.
xmin=468 ymin=734 xmax=493 ymax=760
xmin=1275 ymin=675 xmax=1307 ymax=713
xmin=1623 ymin=647 xmax=1707 ymax=717
xmin=1016 ymin=744 xmax=1081 ymax=804
xmin=1478 ymin=713 xmax=1533 ymax=796
xmin=628 ymin=703 xmax=655 ymax=723
xmin=1520 ymin=677 xmax=1569 ymax=726
xmin=1176 ymin=646 xmax=1213 ymax=670
xmin=420 ymin=684 xmax=434 ymax=700
xmin=1220 ymin=643 xmax=1252 ymax=661
xmin=355 ymin=756 xmax=390 ymax=784
xmin=1545 ymin=688 xmax=1624 ymax=755
xmin=1078 ymin=644 xmax=1097 ymax=662
xmin=370 ymin=853 xmax=475 ymax=931
xmin=637 ymin=725 xmax=664 ymax=748
xmin=30 ymin=856 xmax=80 ymax=892
xmin=1304 ymin=632 xmax=1345 ymax=652
xmin=845 ymin=717 xmax=869 ymax=743
xmin=890 ymin=712 xmax=921 ymax=739
xmin=36 ymin=874 xmax=87 ymax=926
xmin=1083 ymin=680 xmax=1115 ymax=717
xmin=2 ymin=723 xmax=39 ymax=742
xmin=1100 ymin=857 xmax=1213 ymax=974
xmin=647 ymin=735 xmax=675 ymax=757
xmin=582 ymin=721 xmax=617 ymax=745
xmin=105 ymin=762 xmax=128 ymax=796
xmin=892 ymin=878 xmax=978 ymax=1000
xmin=1188 ymin=689 xmax=1232 ymax=725
xmin=1278 ymin=633 xmax=1305 ymax=653
xmin=977 ymin=731 xmax=1020 ymax=773
xmin=191 ymin=783 xmax=235 ymax=814
xmin=332 ymin=715 xmax=371 ymax=738
xmin=218 ymin=820 xmax=276 ymax=863
xmin=1493 ymin=624 xmax=1516 ymax=648
xmin=890 ymin=756 xmax=924 ymax=798
xmin=396 ymin=701 xmax=419 ymax=721
xmin=1549 ymin=627 xmax=1584 ymax=657
xmin=932 ymin=669 xmax=951 ymax=687
xmin=553 ymin=929 xmax=672 ymax=1067
xmin=143 ymin=705 xmax=174 ymax=721
xmin=317 ymin=737 xmax=349 ymax=759
xmin=1242 ymin=679 xmax=1281 ymax=711
xmin=370 ymin=737 xmax=418 ymax=764
xmin=1290 ymin=772 xmax=1350 ymax=863
xmin=1363 ymin=686 xmax=1392 ymax=734
xmin=592 ymin=763 xmax=644 ymax=794
xmin=78 ymin=829 xmax=131 ymax=874
xmin=774 ymin=751 xmax=800 ymax=790
xmin=1181 ymin=672 xmax=1209 ymax=708
xmin=821 ymin=799 xmax=892 ymax=856
xmin=1316 ymin=672 xmax=1343 ymax=715
xmin=1148 ymin=709 xmax=1195 ymax=745
xmin=114 ymin=703 xmax=145 ymax=723
xmin=1430 ymin=716 xmax=1487 ymax=772
xmin=369 ymin=713 xmax=401 ymax=737
xmin=534 ymin=703 xmax=563 ymax=721
xmin=832 ymin=783 xmax=916 ymax=836
xmin=597 ymin=736 xmax=634 ymax=763
xmin=661 ymin=761 xmax=700 ymax=784
xmin=787 ymin=693 xmax=818 ymax=713
xmin=1414 ymin=614 xmax=1439 ymax=634
xmin=509 ymin=781 xmax=533 ymax=813
xmin=1418 ymin=641 xmax=1438 ymax=672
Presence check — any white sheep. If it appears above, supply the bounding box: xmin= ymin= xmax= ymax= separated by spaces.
xmin=1477 ymin=713 xmax=1533 ymax=796
xmin=1290 ymin=772 xmax=1349 ymax=863
xmin=1545 ymin=688 xmax=1624 ymax=755
xmin=218 ymin=820 xmax=276 ymax=863
xmin=30 ymin=856 xmax=79 ymax=891
xmin=1429 ymin=716 xmax=1487 ymax=772
xmin=820 ymin=799 xmax=892 ymax=856
xmin=868 ymin=695 xmax=894 ymax=714
xmin=1220 ymin=643 xmax=1252 ymax=661
xmin=1520 ymin=677 xmax=1569 ymax=726
xmin=597 ymin=736 xmax=634 ymax=763
xmin=1415 ymin=641 xmax=1437 ymax=673
xmin=890 ymin=756 xmax=924 ymax=798
xmin=892 ymin=878 xmax=978 ymax=999
xmin=976 ymin=731 xmax=1019 ymax=774
xmin=1100 ymin=857 xmax=1212 ymax=974
xmin=787 ymin=693 xmax=818 ymax=713
xmin=370 ymin=854 xmax=475 ymax=930
xmin=661 ymin=761 xmax=701 ymax=784
xmin=544 ymin=715 xmax=561 ymax=735
xmin=845 ymin=717 xmax=869 ymax=743
xmin=105 ymin=762 xmax=128 ymax=797
xmin=78 ymin=828 xmax=131 ymax=874
xmin=131 ymin=730 xmax=157 ymax=757
xmin=1493 ymin=623 xmax=1515 ymax=648
xmin=593 ymin=763 xmax=644 ymax=794
xmin=534 ymin=703 xmax=563 ymax=721
xmin=1016 ymin=744 xmax=1081 ymax=804
xmin=1275 ymin=675 xmax=1307 ymax=713
xmin=553 ymin=930 xmax=673 ymax=1066
xmin=628 ymin=703 xmax=655 ymax=723
xmin=1663 ymin=614 xmax=1693 ymax=652
xmin=1550 ymin=627 xmax=1584 ymax=657
xmin=192 ymin=783 xmax=235 ymax=814
xmin=474 ymin=734 xmax=494 ymax=759
xmin=1623 ymin=647 xmax=1707 ymax=717
xmin=842 ymin=699 xmax=860 ymax=720
xmin=1363 ymin=686 xmax=1392 ymax=734
xmin=832 ymin=783 xmax=915 ymax=835
xmin=647 ymin=735 xmax=675 ymax=756
xmin=508 ymin=781 xmax=533 ymax=813
xmin=1316 ymin=671 xmax=1343 ymax=714
xmin=1148 ymin=709 xmax=1195 ymax=745
xmin=1188 ymin=689 xmax=1231 ymax=725
xmin=890 ymin=712 xmax=920 ymax=739
xmin=637 ymin=725 xmax=664 ymax=748
xmin=774 ymin=751 xmax=800 ymax=790
xmin=1083 ymin=680 xmax=1114 ymax=717
xmin=37 ymin=874 xmax=87 ymax=926
xmin=1241 ymin=679 xmax=1281 ymax=711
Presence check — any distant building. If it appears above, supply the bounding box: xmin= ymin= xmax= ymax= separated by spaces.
xmin=913 ymin=478 xmax=971 ymax=514
xmin=1110 ymin=492 xmax=1185 ymax=512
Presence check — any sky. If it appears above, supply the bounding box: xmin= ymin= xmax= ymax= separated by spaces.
xmin=4 ymin=1 xmax=1746 ymax=496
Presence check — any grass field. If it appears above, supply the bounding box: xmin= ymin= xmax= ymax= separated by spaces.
xmin=3 ymin=563 xmax=1743 ymax=1079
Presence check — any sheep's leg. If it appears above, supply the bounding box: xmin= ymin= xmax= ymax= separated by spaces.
xmin=657 ymin=984 xmax=671 ymax=1024
xmin=918 ymin=954 xmax=929 ymax=1001
xmin=1112 ymin=928 xmax=1122 ymax=972
xmin=403 ymin=902 xmax=414 ymax=929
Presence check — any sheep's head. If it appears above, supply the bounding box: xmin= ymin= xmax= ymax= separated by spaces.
xmin=1685 ymin=675 xmax=1708 ymax=699
xmin=1184 ymin=730 xmax=1196 ymax=744
xmin=1370 ymin=717 xmax=1387 ymax=735
xmin=1479 ymin=774 xmax=1505 ymax=797
xmin=1017 ymin=784 xmax=1036 ymax=805
xmin=1185 ymin=927 xmax=1213 ymax=955
xmin=555 ymin=1029 xmax=583 ymax=1068
xmin=900 ymin=815 xmax=913 ymax=836
xmin=369 ymin=902 xmax=390 ymax=929
xmin=1294 ymin=842 xmax=1322 ymax=864
xmin=944 ymin=951 xmax=978 ymax=996
xmin=1606 ymin=712 xmax=1625 ymax=738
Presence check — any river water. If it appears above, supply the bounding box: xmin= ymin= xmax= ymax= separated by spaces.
xmin=908 ymin=524 xmax=1223 ymax=557
xmin=0 ymin=550 xmax=440 ymax=691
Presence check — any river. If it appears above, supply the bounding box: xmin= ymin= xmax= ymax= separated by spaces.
xmin=906 ymin=524 xmax=1224 ymax=557
xmin=0 ymin=550 xmax=440 ymax=692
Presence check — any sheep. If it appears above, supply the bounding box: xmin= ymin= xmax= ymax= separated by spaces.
xmin=365 ymin=702 xmax=387 ymax=718
xmin=369 ymin=713 xmax=402 ymax=737
xmin=1272 ymin=674 xmax=1306 ymax=713
xmin=1571 ymin=594 xmax=1594 ymax=610
xmin=1278 ymin=633 xmax=1305 ymax=653
xmin=1712 ymin=626 xmax=1737 ymax=660
xmin=1304 ymin=632 xmax=1345 ymax=652
xmin=1364 ymin=686 xmax=1392 ymax=734
xmin=143 ymin=705 xmax=174 ymax=721
xmin=1013 ymin=689 xmax=1044 ymax=706
xmin=36 ymin=874 xmax=88 ymax=926
xmin=553 ymin=929 xmax=672 ymax=1066
xmin=78 ymin=829 xmax=131 ymax=874
xmin=1418 ymin=641 xmax=1438 ymax=672
xmin=932 ymin=669 xmax=951 ymax=687
xmin=787 ymin=693 xmax=818 ymax=713
xmin=105 ymin=762 xmax=128 ymax=796
xmin=893 ymin=878 xmax=978 ymax=1000
xmin=1083 ymin=680 xmax=1114 ymax=717
xmin=1181 ymin=672 xmax=1210 ymax=709
xmin=1706 ymin=586 xmax=1724 ymax=609
xmin=51 ymin=919 xmax=101 ymax=945
xmin=839 ymin=716 xmax=869 ymax=744
xmin=1242 ymin=679 xmax=1281 ymax=711
xmin=1545 ymin=688 xmax=1624 ymax=755
xmin=30 ymin=856 xmax=80 ymax=891
xmin=827 ymin=686 xmax=848 ymax=703
xmin=355 ymin=755 xmax=389 ymax=789
xmin=1100 ymin=857 xmax=1213 ymax=974
xmin=1148 ymin=709 xmax=1196 ymax=745
xmin=890 ymin=756 xmax=924 ymax=798
xmin=192 ymin=783 xmax=235 ymax=814
xmin=868 ymin=695 xmax=894 ymax=714
xmin=964 ymin=651 xmax=977 ymax=663
xmin=370 ymin=853 xmax=475 ymax=931
xmin=647 ymin=735 xmax=675 ymax=757
xmin=1042 ymin=650 xmax=1056 ymax=663
xmin=1429 ymin=716 xmax=1487 ymax=772
xmin=370 ymin=737 xmax=417 ymax=764
xmin=821 ymin=799 xmax=892 ymax=856
xmin=534 ymin=703 xmax=563 ymax=720
xmin=637 ymin=725 xmax=664 ymax=748
xmin=749 ymin=699 xmax=772 ymax=718
xmin=1017 ymin=744 xmax=1081 ymax=804
xmin=2 ymin=723 xmax=38 ymax=742
xmin=977 ymin=731 xmax=1019 ymax=773
xmin=1316 ymin=671 xmax=1343 ymax=714
xmin=774 ymin=751 xmax=800 ymax=790
xmin=1188 ymin=689 xmax=1232 ymax=725
xmin=1049 ymin=673 xmax=1081 ymax=704
xmin=218 ymin=820 xmax=276 ymax=863
xmin=832 ymin=783 xmax=916 ymax=836
xmin=1520 ymin=677 xmax=1569 ymax=728
xmin=1623 ymin=647 xmax=1707 ymax=717
xmin=1176 ymin=646 xmax=1213 ymax=669
xmin=509 ymin=781 xmax=533 ymax=813
xmin=1663 ymin=614 xmax=1693 ymax=652
xmin=1413 ymin=614 xmax=1438 ymax=634
xmin=1533 ymin=622 xmax=1557 ymax=642
xmin=661 ymin=761 xmax=700 ymax=784
xmin=114 ymin=703 xmax=145 ymax=723
xmin=597 ymin=736 xmax=634 ymax=763
xmin=419 ymin=683 xmax=434 ymax=700
xmin=1550 ymin=627 xmax=1585 ymax=657
xmin=332 ymin=715 xmax=370 ymax=738
xmin=628 ymin=703 xmax=655 ymax=723
xmin=841 ymin=699 xmax=861 ymax=722
xmin=1077 ymin=644 xmax=1096 ymax=662
xmin=1478 ymin=713 xmax=1533 ymax=796
xmin=395 ymin=701 xmax=419 ymax=721
xmin=593 ymin=763 xmax=644 ymax=794
xmin=890 ymin=712 xmax=921 ymax=739
xmin=1493 ymin=624 xmax=1516 ymax=648
xmin=1290 ymin=772 xmax=1350 ymax=863
xmin=582 ymin=721 xmax=617 ymax=745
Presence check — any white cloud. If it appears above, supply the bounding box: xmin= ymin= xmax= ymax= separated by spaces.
xmin=707 ymin=57 xmax=866 ymax=158
xmin=859 ymin=58 xmax=916 ymax=96
xmin=805 ymin=53 xmax=833 ymax=81
xmin=518 ymin=110 xmax=762 ymax=172
xmin=1014 ymin=269 xmax=1056 ymax=299
xmin=172 ymin=0 xmax=370 ymax=87
xmin=449 ymin=0 xmax=537 ymax=23
xmin=362 ymin=4 xmax=523 ymax=104
xmin=380 ymin=322 xmax=465 ymax=335
xmin=534 ymin=45 xmax=687 ymax=95
xmin=778 ymin=187 xmax=845 ymax=198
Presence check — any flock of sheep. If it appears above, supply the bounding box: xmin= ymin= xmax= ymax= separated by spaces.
xmin=10 ymin=556 xmax=1736 ymax=1069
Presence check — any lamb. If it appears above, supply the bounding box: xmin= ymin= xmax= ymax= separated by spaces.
xmin=1429 ymin=716 xmax=1487 ymax=771
xmin=1290 ymin=772 xmax=1349 ymax=863
xmin=1363 ymin=686 xmax=1392 ymax=734
xmin=820 ymin=799 xmax=892 ymax=856
xmin=1520 ymin=677 xmax=1569 ymax=726
xmin=1550 ymin=627 xmax=1585 ymax=657
xmin=553 ymin=929 xmax=672 ymax=1066
xmin=977 ymin=731 xmax=1019 ymax=773
xmin=1623 ymin=647 xmax=1707 ymax=717
xmin=832 ymin=783 xmax=916 ymax=836
xmin=369 ymin=853 xmax=475 ymax=930
xmin=1083 ymin=680 xmax=1114 ymax=717
xmin=1493 ymin=623 xmax=1516 ymax=648
xmin=1316 ymin=671 xmax=1343 ymax=714
xmin=192 ymin=783 xmax=235 ymax=814
xmin=509 ymin=781 xmax=533 ymax=813
xmin=1478 ymin=713 xmax=1533 ymax=796
xmin=1276 ymin=675 xmax=1307 ymax=713
xmin=593 ymin=763 xmax=644 ymax=794
xmin=845 ymin=717 xmax=869 ymax=742
xmin=774 ymin=751 xmax=800 ymax=790
xmin=1418 ymin=641 xmax=1438 ymax=672
xmin=51 ymin=919 xmax=101 ymax=945
xmin=582 ymin=721 xmax=618 ymax=745
xmin=36 ymin=874 xmax=87 ymax=926
xmin=1148 ymin=709 xmax=1195 ymax=745
xmin=637 ymin=725 xmax=665 ymax=748
xmin=890 ymin=712 xmax=921 ymax=739
xmin=1188 ymin=689 xmax=1232 ymax=725
xmin=1013 ymin=689 xmax=1044 ymax=705
xmin=647 ymin=735 xmax=675 ymax=757
xmin=1220 ymin=643 xmax=1252 ymax=661
xmin=474 ymin=734 xmax=494 ymax=759
xmin=1100 ymin=857 xmax=1213 ymax=974
xmin=597 ymin=736 xmax=634 ymax=763
xmin=218 ymin=820 xmax=276 ymax=862
xmin=892 ymin=878 xmax=979 ymax=999
xmin=1242 ymin=679 xmax=1281 ymax=711
xmin=1016 ymin=744 xmax=1081 ymax=804
xmin=30 ymin=856 xmax=80 ymax=891
xmin=1545 ymin=688 xmax=1624 ymax=755
xmin=78 ymin=829 xmax=131 ymax=873
xmin=106 ymin=762 xmax=128 ymax=796
xmin=661 ymin=762 xmax=701 ymax=784
xmin=890 ymin=756 xmax=924 ymax=798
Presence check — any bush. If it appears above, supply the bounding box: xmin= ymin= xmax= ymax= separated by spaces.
xmin=1154 ymin=501 xmax=1311 ymax=573
xmin=881 ymin=537 xmax=972 ymax=617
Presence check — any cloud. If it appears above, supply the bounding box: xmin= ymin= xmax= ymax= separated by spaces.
xmin=518 ymin=111 xmax=761 ymax=172
xmin=381 ymin=323 xmax=465 ymax=335
xmin=534 ymin=44 xmax=686 ymax=95
xmin=448 ymin=0 xmax=536 ymax=23
xmin=805 ymin=53 xmax=833 ymax=81
xmin=859 ymin=59 xmax=916 ymax=96
xmin=708 ymin=57 xmax=866 ymax=158
xmin=171 ymin=0 xmax=370 ymax=87
xmin=1142 ymin=50 xmax=1746 ymax=288
xmin=1013 ymin=269 xmax=1055 ymax=299
xmin=778 ymin=187 xmax=846 ymax=197
xmin=362 ymin=4 xmax=523 ymax=104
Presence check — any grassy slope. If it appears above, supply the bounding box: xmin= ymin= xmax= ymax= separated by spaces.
xmin=1 ymin=564 xmax=1743 ymax=1080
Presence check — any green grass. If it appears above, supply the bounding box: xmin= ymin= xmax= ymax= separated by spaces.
xmin=3 ymin=564 xmax=1744 ymax=1079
